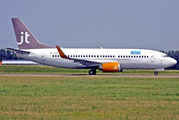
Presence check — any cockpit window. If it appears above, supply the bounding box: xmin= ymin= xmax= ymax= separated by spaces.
xmin=162 ymin=55 xmax=168 ymax=57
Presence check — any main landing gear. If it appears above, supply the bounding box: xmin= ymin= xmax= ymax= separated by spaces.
xmin=89 ymin=69 xmax=97 ymax=75
xmin=154 ymin=71 xmax=158 ymax=75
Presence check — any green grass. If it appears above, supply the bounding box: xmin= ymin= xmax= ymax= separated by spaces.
xmin=0 ymin=76 xmax=179 ymax=119
xmin=0 ymin=65 xmax=179 ymax=119
xmin=0 ymin=65 xmax=179 ymax=75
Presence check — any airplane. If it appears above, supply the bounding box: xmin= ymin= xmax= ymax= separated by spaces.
xmin=5 ymin=18 xmax=177 ymax=75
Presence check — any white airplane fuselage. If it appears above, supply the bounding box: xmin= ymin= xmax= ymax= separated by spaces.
xmin=16 ymin=48 xmax=176 ymax=70
xmin=8 ymin=18 xmax=177 ymax=75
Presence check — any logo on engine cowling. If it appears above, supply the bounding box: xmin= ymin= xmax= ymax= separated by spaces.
xmin=114 ymin=66 xmax=117 ymax=70
xmin=130 ymin=51 xmax=141 ymax=55
xmin=17 ymin=32 xmax=30 ymax=45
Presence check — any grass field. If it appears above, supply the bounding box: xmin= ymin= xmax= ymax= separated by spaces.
xmin=0 ymin=76 xmax=179 ymax=119
xmin=0 ymin=66 xmax=179 ymax=119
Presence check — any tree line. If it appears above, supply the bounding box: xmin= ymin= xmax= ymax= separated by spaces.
xmin=0 ymin=49 xmax=24 ymax=61
xmin=0 ymin=48 xmax=179 ymax=69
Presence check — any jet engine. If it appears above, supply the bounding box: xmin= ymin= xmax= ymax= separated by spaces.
xmin=99 ymin=62 xmax=122 ymax=72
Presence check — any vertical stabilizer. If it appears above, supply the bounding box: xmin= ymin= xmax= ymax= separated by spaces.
xmin=12 ymin=18 xmax=54 ymax=49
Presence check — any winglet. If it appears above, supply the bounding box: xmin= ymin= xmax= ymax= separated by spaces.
xmin=56 ymin=46 xmax=68 ymax=59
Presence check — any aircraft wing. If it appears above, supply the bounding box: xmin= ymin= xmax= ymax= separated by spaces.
xmin=5 ymin=47 xmax=30 ymax=54
xmin=73 ymin=59 xmax=101 ymax=67
xmin=56 ymin=46 xmax=101 ymax=67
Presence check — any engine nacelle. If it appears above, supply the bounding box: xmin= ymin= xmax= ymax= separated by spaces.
xmin=99 ymin=62 xmax=122 ymax=72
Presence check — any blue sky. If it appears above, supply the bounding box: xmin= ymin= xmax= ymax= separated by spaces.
xmin=0 ymin=0 xmax=179 ymax=51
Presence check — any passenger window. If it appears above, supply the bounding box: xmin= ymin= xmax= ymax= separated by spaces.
xmin=131 ymin=56 xmax=133 ymax=58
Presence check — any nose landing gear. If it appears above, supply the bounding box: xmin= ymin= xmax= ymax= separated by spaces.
xmin=89 ymin=69 xmax=97 ymax=75
xmin=154 ymin=71 xmax=158 ymax=75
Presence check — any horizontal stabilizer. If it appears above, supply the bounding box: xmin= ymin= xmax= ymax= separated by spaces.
xmin=5 ymin=47 xmax=30 ymax=54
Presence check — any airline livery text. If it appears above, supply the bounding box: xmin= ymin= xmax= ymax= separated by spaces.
xmin=17 ymin=32 xmax=30 ymax=45
xmin=130 ymin=51 xmax=141 ymax=55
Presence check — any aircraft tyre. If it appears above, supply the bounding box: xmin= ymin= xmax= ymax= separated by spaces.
xmin=154 ymin=71 xmax=158 ymax=75
xmin=89 ymin=70 xmax=96 ymax=75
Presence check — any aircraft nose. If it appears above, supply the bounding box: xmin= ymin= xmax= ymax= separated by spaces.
xmin=163 ymin=57 xmax=177 ymax=68
xmin=171 ymin=58 xmax=177 ymax=65
xmin=168 ymin=58 xmax=177 ymax=66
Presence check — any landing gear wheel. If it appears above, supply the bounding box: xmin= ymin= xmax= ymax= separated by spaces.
xmin=89 ymin=70 xmax=93 ymax=75
xmin=154 ymin=71 xmax=158 ymax=75
xmin=89 ymin=70 xmax=96 ymax=75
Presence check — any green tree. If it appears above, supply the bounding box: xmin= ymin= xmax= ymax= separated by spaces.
xmin=0 ymin=48 xmax=24 ymax=61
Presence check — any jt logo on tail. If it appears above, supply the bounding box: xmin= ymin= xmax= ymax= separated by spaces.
xmin=17 ymin=32 xmax=30 ymax=45
xmin=12 ymin=18 xmax=53 ymax=49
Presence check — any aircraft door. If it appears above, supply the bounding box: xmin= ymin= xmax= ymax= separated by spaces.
xmin=150 ymin=53 xmax=155 ymax=62
xmin=41 ymin=52 xmax=46 ymax=62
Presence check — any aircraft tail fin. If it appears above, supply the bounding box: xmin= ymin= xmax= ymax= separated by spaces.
xmin=11 ymin=18 xmax=54 ymax=49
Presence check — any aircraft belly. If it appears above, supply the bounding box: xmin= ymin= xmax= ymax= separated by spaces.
xmin=120 ymin=59 xmax=149 ymax=69
xmin=141 ymin=58 xmax=163 ymax=69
